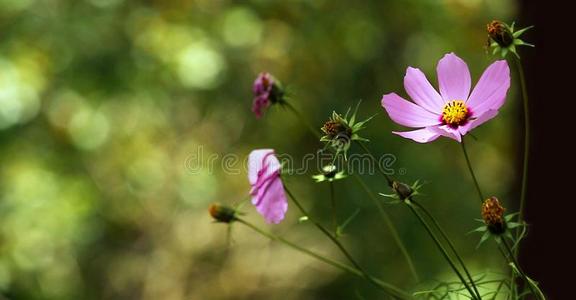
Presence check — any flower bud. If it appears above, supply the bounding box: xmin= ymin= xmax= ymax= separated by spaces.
xmin=252 ymin=72 xmax=285 ymax=118
xmin=209 ymin=203 xmax=237 ymax=223
xmin=487 ymin=20 xmax=513 ymax=48
xmin=481 ymin=196 xmax=506 ymax=234
xmin=392 ymin=181 xmax=413 ymax=200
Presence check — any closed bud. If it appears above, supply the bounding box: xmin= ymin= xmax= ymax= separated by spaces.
xmin=252 ymin=72 xmax=285 ymax=118
xmin=481 ymin=196 xmax=506 ymax=234
xmin=487 ymin=20 xmax=513 ymax=47
xmin=392 ymin=181 xmax=413 ymax=200
xmin=209 ymin=203 xmax=237 ymax=223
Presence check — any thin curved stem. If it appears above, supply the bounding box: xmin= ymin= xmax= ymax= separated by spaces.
xmin=284 ymin=104 xmax=418 ymax=283
xmin=329 ymin=181 xmax=337 ymax=235
xmin=405 ymin=201 xmax=479 ymax=300
xmin=353 ymin=174 xmax=420 ymax=283
xmin=356 ymin=141 xmax=393 ymax=186
xmin=514 ymin=57 xmax=530 ymax=259
xmin=283 ymin=102 xmax=322 ymax=140
xmin=283 ymin=186 xmax=384 ymax=291
xmin=501 ymin=238 xmax=544 ymax=300
xmin=236 ymin=218 xmax=413 ymax=299
xmin=460 ymin=138 xmax=484 ymax=202
xmin=412 ymin=200 xmax=482 ymax=299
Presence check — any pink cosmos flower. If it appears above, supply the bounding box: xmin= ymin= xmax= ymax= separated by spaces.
xmin=248 ymin=149 xmax=288 ymax=224
xmin=252 ymin=72 xmax=283 ymax=118
xmin=381 ymin=53 xmax=510 ymax=143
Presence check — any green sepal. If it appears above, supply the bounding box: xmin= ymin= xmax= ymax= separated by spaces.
xmin=336 ymin=208 xmax=360 ymax=237
xmin=476 ymin=231 xmax=491 ymax=249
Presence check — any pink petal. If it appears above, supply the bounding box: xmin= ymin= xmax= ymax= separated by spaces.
xmin=404 ymin=67 xmax=445 ymax=113
xmin=460 ymin=110 xmax=499 ymax=135
xmin=381 ymin=93 xmax=441 ymax=128
xmin=248 ymin=149 xmax=280 ymax=185
xmin=437 ymin=53 xmax=471 ymax=102
xmin=430 ymin=125 xmax=462 ymax=142
xmin=253 ymin=177 xmax=288 ymax=224
xmin=393 ymin=127 xmax=441 ymax=143
xmin=466 ymin=60 xmax=510 ymax=115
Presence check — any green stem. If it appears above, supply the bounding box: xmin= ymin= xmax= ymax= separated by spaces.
xmin=236 ymin=218 xmax=413 ymax=299
xmin=460 ymin=137 xmax=484 ymax=202
xmin=501 ymin=238 xmax=544 ymax=300
xmin=284 ymin=186 xmax=384 ymax=290
xmin=283 ymin=102 xmax=322 ymax=140
xmin=514 ymin=57 xmax=530 ymax=260
xmin=412 ymin=200 xmax=482 ymax=299
xmin=405 ymin=201 xmax=479 ymax=300
xmin=284 ymin=104 xmax=418 ymax=283
xmin=329 ymin=181 xmax=337 ymax=235
xmin=353 ymin=174 xmax=420 ymax=283
xmin=356 ymin=141 xmax=393 ymax=186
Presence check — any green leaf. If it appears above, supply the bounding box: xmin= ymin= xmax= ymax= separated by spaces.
xmin=513 ymin=25 xmax=534 ymax=38
xmin=468 ymin=226 xmax=487 ymax=235
xmin=476 ymin=231 xmax=491 ymax=249
xmin=337 ymin=208 xmax=361 ymax=236
xmin=379 ymin=192 xmax=399 ymax=199
xmin=349 ymin=101 xmax=362 ymax=126
xmin=504 ymin=212 xmax=519 ymax=221
xmin=506 ymin=222 xmax=521 ymax=229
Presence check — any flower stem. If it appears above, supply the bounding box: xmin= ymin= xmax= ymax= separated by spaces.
xmin=329 ymin=181 xmax=338 ymax=235
xmin=283 ymin=102 xmax=322 ymax=140
xmin=283 ymin=186 xmax=411 ymax=298
xmin=235 ymin=217 xmax=413 ymax=299
xmin=411 ymin=200 xmax=482 ymax=299
xmin=356 ymin=141 xmax=393 ymax=186
xmin=460 ymin=137 xmax=484 ymax=202
xmin=283 ymin=103 xmax=419 ymax=282
xmin=405 ymin=200 xmax=479 ymax=300
xmin=500 ymin=238 xmax=544 ymax=300
xmin=513 ymin=57 xmax=530 ymax=259
xmin=352 ymin=173 xmax=420 ymax=283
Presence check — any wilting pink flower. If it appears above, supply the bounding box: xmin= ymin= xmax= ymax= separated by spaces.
xmin=381 ymin=53 xmax=510 ymax=143
xmin=248 ymin=149 xmax=288 ymax=224
xmin=252 ymin=72 xmax=284 ymax=118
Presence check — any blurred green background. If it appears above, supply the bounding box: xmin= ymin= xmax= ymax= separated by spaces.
xmin=0 ymin=0 xmax=522 ymax=299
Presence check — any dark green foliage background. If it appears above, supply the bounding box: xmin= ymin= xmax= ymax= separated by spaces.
xmin=0 ymin=0 xmax=521 ymax=299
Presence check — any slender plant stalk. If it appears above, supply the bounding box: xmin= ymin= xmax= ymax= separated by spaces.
xmin=284 ymin=103 xmax=419 ymax=283
xmin=236 ymin=217 xmax=413 ymax=299
xmin=412 ymin=200 xmax=482 ymax=299
xmin=353 ymin=173 xmax=420 ymax=283
xmin=283 ymin=102 xmax=322 ymax=139
xmin=460 ymin=138 xmax=484 ymax=202
xmin=356 ymin=141 xmax=393 ymax=186
xmin=284 ymin=186 xmax=386 ymax=291
xmin=353 ymin=141 xmax=421 ymax=282
xmin=404 ymin=201 xmax=479 ymax=300
xmin=329 ymin=181 xmax=338 ymax=235
xmin=501 ymin=239 xmax=544 ymax=300
xmin=513 ymin=57 xmax=530 ymax=259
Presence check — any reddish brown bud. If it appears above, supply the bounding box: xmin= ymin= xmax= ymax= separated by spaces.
xmin=209 ymin=203 xmax=237 ymax=223
xmin=481 ymin=196 xmax=506 ymax=234
xmin=487 ymin=20 xmax=513 ymax=47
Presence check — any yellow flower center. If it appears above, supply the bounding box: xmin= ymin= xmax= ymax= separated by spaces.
xmin=442 ymin=100 xmax=470 ymax=127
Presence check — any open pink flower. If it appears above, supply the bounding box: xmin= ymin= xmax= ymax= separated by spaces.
xmin=248 ymin=149 xmax=288 ymax=224
xmin=381 ymin=53 xmax=510 ymax=143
